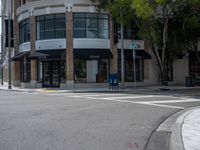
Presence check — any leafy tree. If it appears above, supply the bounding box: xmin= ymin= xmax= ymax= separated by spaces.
xmin=94 ymin=0 xmax=200 ymax=85
xmin=94 ymin=0 xmax=134 ymax=25
xmin=178 ymin=1 xmax=200 ymax=62
xmin=131 ymin=0 xmax=196 ymax=85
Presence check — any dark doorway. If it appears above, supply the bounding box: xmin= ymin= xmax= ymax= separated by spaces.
xmin=42 ymin=61 xmax=60 ymax=87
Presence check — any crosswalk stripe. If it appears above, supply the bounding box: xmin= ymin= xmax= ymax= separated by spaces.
xmin=101 ymin=95 xmax=163 ymax=100
xmin=70 ymin=94 xmax=127 ymax=97
xmin=134 ymin=102 xmax=185 ymax=109
xmin=82 ymin=97 xmax=185 ymax=109
xmin=138 ymin=99 xmax=200 ymax=104
xmin=42 ymin=92 xmax=200 ymax=109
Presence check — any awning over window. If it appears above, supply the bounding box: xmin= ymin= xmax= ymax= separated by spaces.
xmin=12 ymin=49 xmax=65 ymax=61
xmin=74 ymin=49 xmax=113 ymax=59
xmin=12 ymin=51 xmax=29 ymax=61
xmin=29 ymin=51 xmax=49 ymax=59
xmin=37 ymin=49 xmax=65 ymax=58
xmin=189 ymin=51 xmax=200 ymax=59
xmin=118 ymin=49 xmax=151 ymax=59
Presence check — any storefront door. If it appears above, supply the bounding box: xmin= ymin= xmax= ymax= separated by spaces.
xmin=42 ymin=61 xmax=60 ymax=87
xmin=87 ymin=60 xmax=98 ymax=82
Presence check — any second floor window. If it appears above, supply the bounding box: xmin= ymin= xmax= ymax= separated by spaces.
xmin=19 ymin=0 xmax=26 ymax=6
xmin=19 ymin=19 xmax=30 ymax=44
xmin=36 ymin=14 xmax=66 ymax=40
xmin=74 ymin=13 xmax=109 ymax=39
xmin=116 ymin=20 xmax=141 ymax=40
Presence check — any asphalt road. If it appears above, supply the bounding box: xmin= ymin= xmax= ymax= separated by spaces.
xmin=0 ymin=90 xmax=200 ymax=150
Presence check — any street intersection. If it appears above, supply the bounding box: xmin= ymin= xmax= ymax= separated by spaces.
xmin=44 ymin=91 xmax=200 ymax=110
xmin=0 ymin=89 xmax=200 ymax=150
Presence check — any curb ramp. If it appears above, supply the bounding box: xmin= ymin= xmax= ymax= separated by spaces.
xmin=145 ymin=107 xmax=197 ymax=150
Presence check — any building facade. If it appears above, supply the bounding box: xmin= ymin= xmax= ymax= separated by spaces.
xmin=1 ymin=0 xmax=192 ymax=88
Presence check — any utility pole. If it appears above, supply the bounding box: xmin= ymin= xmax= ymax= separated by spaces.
xmin=120 ymin=23 xmax=124 ymax=89
xmin=1 ymin=34 xmax=3 ymax=86
xmin=120 ymin=1 xmax=125 ymax=89
xmin=8 ymin=0 xmax=13 ymax=89
xmin=1 ymin=0 xmax=4 ymax=85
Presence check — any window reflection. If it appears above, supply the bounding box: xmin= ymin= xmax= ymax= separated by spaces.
xmin=74 ymin=13 xmax=109 ymax=39
xmin=36 ymin=14 xmax=66 ymax=40
xmin=19 ymin=19 xmax=30 ymax=44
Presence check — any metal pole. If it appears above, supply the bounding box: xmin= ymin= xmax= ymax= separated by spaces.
xmin=1 ymin=0 xmax=4 ymax=85
xmin=1 ymin=36 xmax=4 ymax=86
xmin=120 ymin=15 xmax=125 ymax=89
xmin=133 ymin=48 xmax=136 ymax=88
xmin=1 ymin=35 xmax=3 ymax=86
xmin=8 ymin=0 xmax=12 ymax=89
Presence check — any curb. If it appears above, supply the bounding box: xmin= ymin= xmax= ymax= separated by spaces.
xmin=1 ymin=85 xmax=200 ymax=94
xmin=170 ymin=111 xmax=191 ymax=150
xmin=0 ymin=87 xmax=41 ymax=93
xmin=145 ymin=107 xmax=200 ymax=150
xmin=0 ymin=87 xmax=157 ymax=94
xmin=171 ymin=107 xmax=200 ymax=150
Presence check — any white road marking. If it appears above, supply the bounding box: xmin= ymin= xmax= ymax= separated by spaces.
xmin=138 ymin=99 xmax=200 ymax=104
xmin=75 ymin=95 xmax=199 ymax=109
xmin=101 ymin=95 xmax=166 ymax=100
xmin=64 ymin=93 xmax=200 ymax=109
xmin=70 ymin=94 xmax=183 ymax=100
xmin=84 ymin=96 xmax=185 ymax=109
xmin=134 ymin=102 xmax=185 ymax=109
xmin=70 ymin=94 xmax=127 ymax=97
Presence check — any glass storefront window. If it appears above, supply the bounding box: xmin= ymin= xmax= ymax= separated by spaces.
xmin=116 ymin=20 xmax=141 ymax=40
xmin=19 ymin=19 xmax=30 ymax=44
xmin=37 ymin=61 xmax=43 ymax=83
xmin=60 ymin=52 xmax=66 ymax=83
xmin=74 ymin=13 xmax=109 ymax=39
xmin=36 ymin=14 xmax=66 ymax=40
xmin=74 ymin=59 xmax=87 ymax=83
xmin=74 ymin=59 xmax=108 ymax=83
xmin=118 ymin=59 xmax=144 ymax=82
xmin=97 ymin=60 xmax=108 ymax=82
xmin=189 ymin=60 xmax=200 ymax=84
xmin=20 ymin=57 xmax=30 ymax=83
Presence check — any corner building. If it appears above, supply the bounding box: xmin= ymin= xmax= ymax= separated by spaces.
xmin=12 ymin=0 xmax=159 ymax=88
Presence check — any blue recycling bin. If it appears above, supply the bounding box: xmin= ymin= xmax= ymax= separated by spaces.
xmin=109 ymin=74 xmax=119 ymax=90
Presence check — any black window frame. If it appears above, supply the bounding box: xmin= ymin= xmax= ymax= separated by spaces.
xmin=36 ymin=13 xmax=66 ymax=40
xmin=118 ymin=58 xmax=144 ymax=82
xmin=73 ymin=13 xmax=109 ymax=39
xmin=19 ymin=18 xmax=30 ymax=44
xmin=116 ymin=20 xmax=141 ymax=40
xmin=20 ymin=56 xmax=31 ymax=83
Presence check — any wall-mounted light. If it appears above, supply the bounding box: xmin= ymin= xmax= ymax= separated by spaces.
xmin=28 ymin=8 xmax=34 ymax=16
xmin=65 ymin=3 xmax=73 ymax=12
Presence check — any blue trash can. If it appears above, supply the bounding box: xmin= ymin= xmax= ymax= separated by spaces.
xmin=109 ymin=74 xmax=119 ymax=90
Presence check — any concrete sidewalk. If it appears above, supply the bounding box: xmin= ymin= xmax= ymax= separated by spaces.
xmin=0 ymin=82 xmax=200 ymax=94
xmin=179 ymin=108 xmax=200 ymax=150
xmin=146 ymin=107 xmax=200 ymax=150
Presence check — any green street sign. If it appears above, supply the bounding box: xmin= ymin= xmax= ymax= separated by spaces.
xmin=129 ymin=43 xmax=138 ymax=49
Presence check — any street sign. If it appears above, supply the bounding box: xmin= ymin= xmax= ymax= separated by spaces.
xmin=129 ymin=43 xmax=138 ymax=49
xmin=129 ymin=42 xmax=140 ymax=89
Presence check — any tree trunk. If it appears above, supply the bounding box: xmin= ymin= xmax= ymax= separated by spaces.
xmin=160 ymin=69 xmax=168 ymax=86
